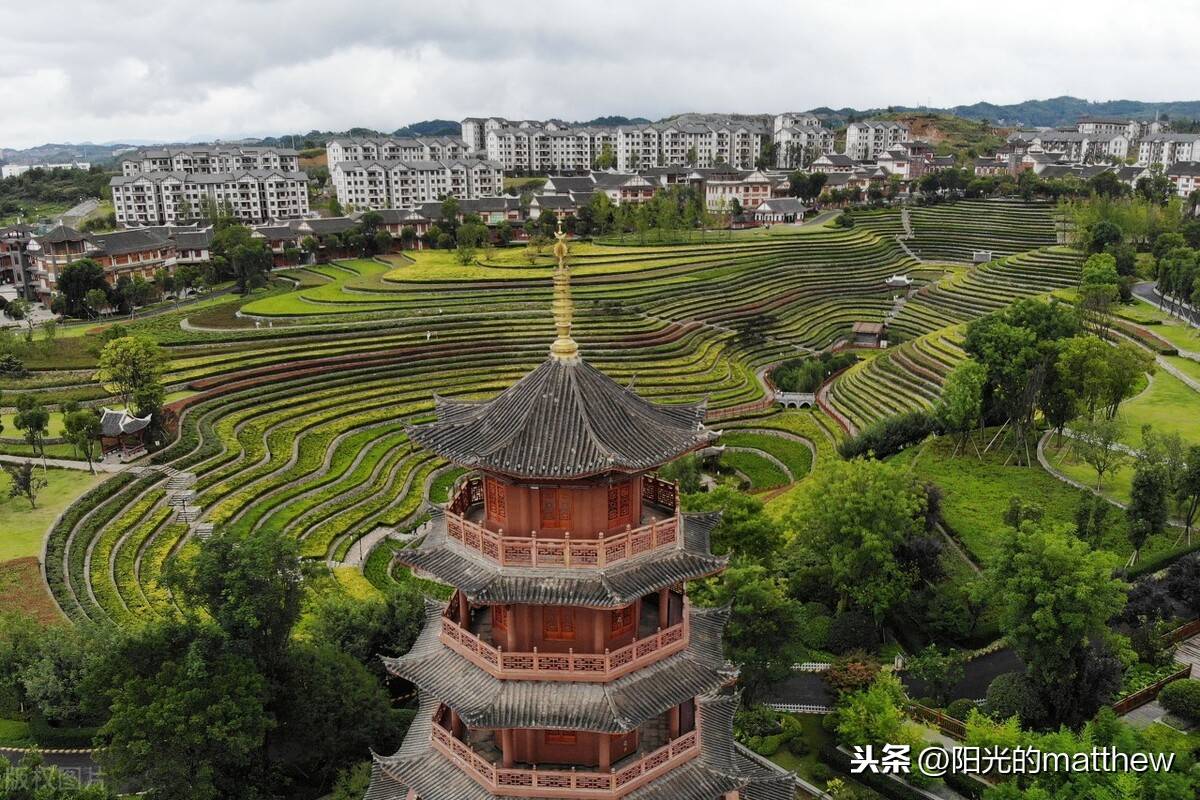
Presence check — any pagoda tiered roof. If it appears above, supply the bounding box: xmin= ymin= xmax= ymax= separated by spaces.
xmin=407 ymin=356 xmax=715 ymax=480
xmin=397 ymin=509 xmax=728 ymax=607
xmin=384 ymin=600 xmax=735 ymax=732
xmin=366 ymin=693 xmax=796 ymax=800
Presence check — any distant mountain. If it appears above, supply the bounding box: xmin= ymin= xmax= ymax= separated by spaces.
xmin=392 ymin=119 xmax=461 ymax=137
xmin=805 ymin=97 xmax=1200 ymax=129
xmin=577 ymin=115 xmax=651 ymax=127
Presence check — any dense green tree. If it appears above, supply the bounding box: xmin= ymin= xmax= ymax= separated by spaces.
xmin=303 ymin=583 xmax=425 ymax=677
xmin=164 ymin=529 xmax=307 ymax=680
xmin=13 ymin=394 xmax=49 ymax=468
xmin=56 ymin=259 xmax=109 ymax=318
xmin=988 ymin=522 xmax=1125 ymax=725
xmin=1127 ymin=461 xmax=1168 ymax=564
xmin=63 ymin=408 xmax=101 ymax=474
xmin=681 ymin=486 xmax=783 ymax=562
xmin=98 ymin=624 xmax=271 ymax=800
xmin=783 ymin=458 xmax=926 ymax=621
xmin=934 ymin=359 xmax=985 ymax=454
xmin=691 ymin=562 xmax=803 ymax=700
xmin=97 ymin=335 xmax=163 ymax=409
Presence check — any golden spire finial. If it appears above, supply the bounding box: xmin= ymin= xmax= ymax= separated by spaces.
xmin=549 ymin=219 xmax=578 ymax=360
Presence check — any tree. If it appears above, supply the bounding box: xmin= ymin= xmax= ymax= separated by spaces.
xmin=905 ymin=645 xmax=966 ymax=706
xmin=211 ymin=224 xmax=272 ymax=293
xmin=56 ymin=259 xmax=109 ymax=319
xmin=98 ymin=624 xmax=271 ymax=800
xmin=1074 ymin=494 xmax=1109 ymax=544
xmin=1078 ymin=253 xmax=1120 ymax=337
xmin=1055 ymin=335 xmax=1110 ymax=420
xmin=1176 ymin=444 xmax=1200 ymax=544
xmin=97 ymin=335 xmax=163 ymax=408
xmin=988 ymin=522 xmax=1126 ymax=726
xmin=934 ymin=359 xmax=985 ymax=455
xmin=680 ymin=486 xmax=782 ymax=562
xmin=783 ymin=458 xmax=926 ymax=621
xmin=3 ymin=461 xmax=46 ymax=508
xmin=1127 ymin=461 xmax=1168 ymax=564
xmin=83 ymin=288 xmax=108 ymax=318
xmin=1075 ymin=416 xmax=1127 ymax=490
xmin=13 ymin=394 xmax=49 ymax=468
xmin=63 ymin=408 xmax=101 ymax=474
xmin=165 ymin=529 xmax=308 ymax=681
xmin=1086 ymin=219 xmax=1123 ymax=253
xmin=594 ymin=142 xmax=616 ymax=170
xmin=691 ymin=562 xmax=803 ymax=701
xmin=304 ymin=583 xmax=425 ymax=678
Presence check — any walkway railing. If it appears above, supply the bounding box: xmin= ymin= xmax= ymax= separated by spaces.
xmin=429 ymin=709 xmax=701 ymax=799
xmin=440 ymin=600 xmax=691 ymax=682
xmin=444 ymin=477 xmax=681 ymax=569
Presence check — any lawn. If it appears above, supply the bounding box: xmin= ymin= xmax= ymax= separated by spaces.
xmin=891 ymin=434 xmax=1099 ymax=566
xmin=0 ymin=467 xmax=106 ymax=561
xmin=1118 ymin=370 xmax=1200 ymax=443
xmin=0 ymin=411 xmax=66 ymax=438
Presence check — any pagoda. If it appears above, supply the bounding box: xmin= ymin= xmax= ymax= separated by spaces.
xmin=366 ymin=224 xmax=793 ymax=800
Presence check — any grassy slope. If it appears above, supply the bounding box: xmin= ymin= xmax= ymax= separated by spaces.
xmin=0 ymin=467 xmax=106 ymax=561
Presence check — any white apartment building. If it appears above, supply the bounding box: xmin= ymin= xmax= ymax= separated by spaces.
xmin=110 ymin=171 xmax=310 ymax=226
xmin=1138 ymin=134 xmax=1200 ymax=167
xmin=325 ymin=136 xmax=468 ymax=167
xmin=1165 ymin=162 xmax=1200 ymax=198
xmin=120 ymin=146 xmax=300 ymax=176
xmin=775 ymin=125 xmax=835 ymax=169
xmin=330 ymin=159 xmax=504 ymax=211
xmin=462 ymin=115 xmax=780 ymax=174
xmin=1 ymin=162 xmax=91 ymax=179
xmin=844 ymin=121 xmax=910 ymax=161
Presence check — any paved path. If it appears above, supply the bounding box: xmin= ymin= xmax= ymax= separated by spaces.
xmin=0 ymin=747 xmax=103 ymax=784
xmin=0 ymin=453 xmax=143 ymax=473
xmin=1122 ymin=631 xmax=1200 ymax=728
xmin=1133 ymin=282 xmax=1200 ymax=328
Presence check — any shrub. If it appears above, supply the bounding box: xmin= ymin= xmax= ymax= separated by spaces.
xmin=945 ymin=698 xmax=977 ymax=721
xmin=985 ymin=672 xmax=1041 ymax=726
xmin=1158 ymin=679 xmax=1200 ymax=721
xmin=0 ymin=353 xmax=26 ymax=376
xmin=838 ymin=410 xmax=936 ymax=460
xmin=825 ymin=654 xmax=882 ymax=695
xmin=826 ymin=610 xmax=880 ymax=655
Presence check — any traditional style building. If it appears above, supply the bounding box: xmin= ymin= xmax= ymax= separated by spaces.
xmin=366 ymin=227 xmax=793 ymax=800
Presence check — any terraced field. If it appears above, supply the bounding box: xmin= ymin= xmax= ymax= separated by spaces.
xmin=826 ymin=236 xmax=1081 ymax=432
xmin=42 ymin=227 xmax=922 ymax=624
xmin=906 ymin=199 xmax=1059 ymax=262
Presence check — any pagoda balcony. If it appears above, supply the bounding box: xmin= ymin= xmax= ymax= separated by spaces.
xmin=430 ymin=704 xmax=701 ymax=799
xmin=444 ymin=475 xmax=681 ymax=569
xmin=439 ymin=594 xmax=691 ymax=682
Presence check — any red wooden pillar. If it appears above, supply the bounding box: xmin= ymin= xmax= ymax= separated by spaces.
xmin=658 ymin=588 xmax=669 ymax=627
xmin=501 ymin=728 xmax=514 ymax=768
xmin=598 ymin=734 xmax=612 ymax=772
xmin=457 ymin=591 xmax=470 ymax=625
xmin=668 ymin=705 xmax=680 ymax=740
xmin=450 ymin=709 xmax=464 ymax=739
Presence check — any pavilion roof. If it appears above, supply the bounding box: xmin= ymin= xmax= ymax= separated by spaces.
xmin=383 ymin=599 xmax=733 ymax=732
xmin=407 ymin=356 xmax=714 ymax=480
xmin=395 ymin=509 xmax=728 ymax=607
xmin=366 ymin=692 xmax=795 ymax=800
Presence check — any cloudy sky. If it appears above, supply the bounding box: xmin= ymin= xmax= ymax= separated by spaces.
xmin=2 ymin=0 xmax=1197 ymax=148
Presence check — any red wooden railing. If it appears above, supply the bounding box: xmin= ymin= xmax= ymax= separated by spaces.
xmin=444 ymin=476 xmax=681 ymax=569
xmin=440 ymin=600 xmax=690 ymax=682
xmin=427 ymin=708 xmax=701 ymax=798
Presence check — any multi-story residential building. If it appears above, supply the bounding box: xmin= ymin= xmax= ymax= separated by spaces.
xmin=325 ymin=136 xmax=468 ymax=167
xmin=1 ymin=162 xmax=91 ymax=179
xmin=464 ymin=115 xmax=777 ymax=174
xmin=1139 ymin=134 xmax=1200 ymax=167
xmin=774 ymin=123 xmax=835 ymax=169
xmin=1165 ymin=162 xmax=1200 ymax=198
xmin=330 ymin=159 xmax=504 ymax=211
xmin=110 ymin=170 xmax=310 ymax=226
xmin=844 ymin=121 xmax=909 ymax=160
xmin=120 ymin=146 xmax=299 ymax=176
xmin=23 ymin=225 xmax=179 ymax=302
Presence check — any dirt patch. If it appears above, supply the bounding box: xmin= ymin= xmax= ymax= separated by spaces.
xmin=0 ymin=557 xmax=65 ymax=625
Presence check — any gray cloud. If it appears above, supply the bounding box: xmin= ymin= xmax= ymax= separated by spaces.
xmin=1 ymin=0 xmax=1197 ymax=148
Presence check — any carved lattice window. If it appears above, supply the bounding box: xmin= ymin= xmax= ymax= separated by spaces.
xmin=485 ymin=476 xmax=506 ymax=521
xmin=543 ymin=607 xmax=575 ymax=640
